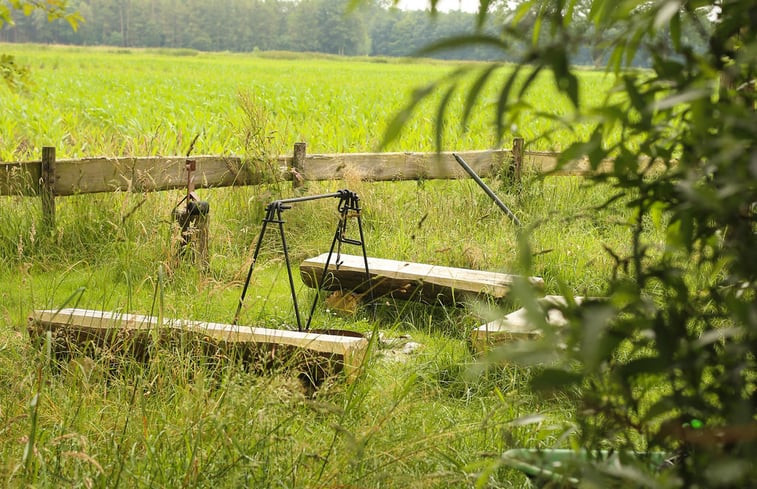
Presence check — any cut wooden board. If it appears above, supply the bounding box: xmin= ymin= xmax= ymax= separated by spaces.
xmin=300 ymin=253 xmax=544 ymax=305
xmin=471 ymin=296 xmax=583 ymax=354
xmin=29 ymin=308 xmax=368 ymax=382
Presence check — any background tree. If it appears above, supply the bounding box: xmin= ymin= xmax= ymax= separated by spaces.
xmin=382 ymin=0 xmax=756 ymax=486
xmin=0 ymin=0 xmax=81 ymax=87
xmin=0 ymin=0 xmax=513 ymax=61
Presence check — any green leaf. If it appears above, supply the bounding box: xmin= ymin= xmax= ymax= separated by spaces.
xmin=0 ymin=5 xmax=12 ymax=25
xmin=381 ymin=83 xmax=435 ymax=149
xmin=434 ymin=84 xmax=456 ymax=152
xmin=66 ymin=12 xmax=83 ymax=31
xmin=654 ymin=1 xmax=681 ymax=31
xmin=653 ymin=88 xmax=710 ymax=111
xmin=670 ymin=10 xmax=681 ymax=51
xmin=414 ymin=34 xmax=507 ymax=58
xmin=512 ymin=0 xmax=537 ymax=27
xmin=624 ymin=30 xmax=644 ymax=67
xmin=475 ymin=0 xmax=492 ymax=30
xmin=608 ymin=43 xmax=625 ymax=73
xmin=559 ymin=129 xmax=605 ymax=169
xmin=495 ymin=63 xmax=525 ymax=142
xmin=531 ymin=368 xmax=582 ymax=391
xmin=461 ymin=63 xmax=500 ymax=132
xmin=579 ymin=304 xmax=616 ymax=371
xmin=516 ymin=64 xmax=543 ymax=100
xmin=618 ymin=356 xmax=666 ymax=378
xmin=649 ymin=201 xmax=665 ymax=230
xmin=642 ymin=397 xmax=678 ymax=424
xmin=563 ymin=0 xmax=577 ymax=26
xmin=622 ymin=75 xmax=645 ymax=112
xmin=531 ymin=13 xmax=542 ymax=47
xmin=549 ymin=49 xmax=579 ymax=108
xmin=666 ymin=214 xmax=693 ymax=250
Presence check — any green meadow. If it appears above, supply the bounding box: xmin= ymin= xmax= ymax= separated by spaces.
xmin=0 ymin=43 xmax=615 ymax=160
xmin=0 ymin=44 xmax=650 ymax=488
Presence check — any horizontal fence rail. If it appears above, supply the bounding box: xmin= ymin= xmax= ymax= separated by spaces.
xmin=0 ymin=142 xmax=613 ymax=199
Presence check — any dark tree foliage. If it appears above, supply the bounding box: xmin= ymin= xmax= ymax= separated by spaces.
xmin=387 ymin=0 xmax=755 ymax=486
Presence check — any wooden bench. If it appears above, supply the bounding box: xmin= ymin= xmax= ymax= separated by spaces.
xmin=29 ymin=308 xmax=368 ymax=382
xmin=471 ymin=296 xmax=584 ymax=354
xmin=300 ymin=253 xmax=544 ymax=305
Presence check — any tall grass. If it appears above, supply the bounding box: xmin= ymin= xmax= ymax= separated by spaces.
xmin=0 ymin=44 xmax=655 ymax=487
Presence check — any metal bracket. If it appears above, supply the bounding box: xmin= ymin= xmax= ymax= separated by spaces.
xmin=172 ymin=159 xmax=210 ymax=259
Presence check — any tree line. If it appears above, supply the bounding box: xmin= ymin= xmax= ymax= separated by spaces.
xmin=0 ymin=0 xmax=507 ymax=60
xmin=0 ymin=0 xmax=713 ymax=66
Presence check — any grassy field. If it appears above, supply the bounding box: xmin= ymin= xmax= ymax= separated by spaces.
xmin=0 ymin=44 xmax=652 ymax=488
xmin=0 ymin=43 xmax=615 ymax=160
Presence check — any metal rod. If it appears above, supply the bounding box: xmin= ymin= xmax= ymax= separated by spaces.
xmin=274 ymin=192 xmax=342 ymax=206
xmin=453 ymin=153 xmax=521 ymax=227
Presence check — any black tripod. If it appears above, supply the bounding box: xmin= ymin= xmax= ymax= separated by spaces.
xmin=232 ymin=189 xmax=373 ymax=331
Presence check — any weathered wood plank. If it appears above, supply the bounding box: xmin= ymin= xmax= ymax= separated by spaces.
xmin=5 ymin=148 xmax=666 ymax=198
xmin=29 ymin=308 xmax=368 ymax=381
xmin=524 ymin=152 xmax=615 ymax=175
xmin=52 ymin=155 xmax=287 ymax=196
xmin=471 ymin=296 xmax=583 ymax=354
xmin=301 ymin=149 xmax=509 ymax=182
xmin=1 ymin=156 xmax=288 ymax=196
xmin=300 ymin=253 xmax=544 ymax=305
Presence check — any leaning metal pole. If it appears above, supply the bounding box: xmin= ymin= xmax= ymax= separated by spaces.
xmin=452 ymin=153 xmax=521 ymax=227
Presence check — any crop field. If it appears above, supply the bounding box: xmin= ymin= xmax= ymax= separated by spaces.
xmin=0 ymin=44 xmax=655 ymax=488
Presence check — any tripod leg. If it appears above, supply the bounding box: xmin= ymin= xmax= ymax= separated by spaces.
xmin=233 ymin=211 xmax=271 ymax=325
xmin=278 ymin=207 xmax=304 ymax=331
xmin=356 ymin=213 xmax=375 ymax=315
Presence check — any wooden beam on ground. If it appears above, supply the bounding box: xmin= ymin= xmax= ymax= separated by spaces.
xmin=300 ymin=253 xmax=544 ymax=305
xmin=471 ymin=296 xmax=583 ymax=354
xmin=29 ymin=308 xmax=368 ymax=382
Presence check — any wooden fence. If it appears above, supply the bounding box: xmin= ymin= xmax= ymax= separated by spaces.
xmin=0 ymin=138 xmax=612 ymax=230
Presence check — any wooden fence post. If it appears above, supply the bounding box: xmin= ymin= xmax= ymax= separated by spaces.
xmin=512 ymin=137 xmax=524 ymax=184
xmin=41 ymin=146 xmax=56 ymax=233
xmin=292 ymin=142 xmax=306 ymax=188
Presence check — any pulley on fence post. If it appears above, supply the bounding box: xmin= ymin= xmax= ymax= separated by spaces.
xmin=171 ymin=159 xmax=210 ymax=271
